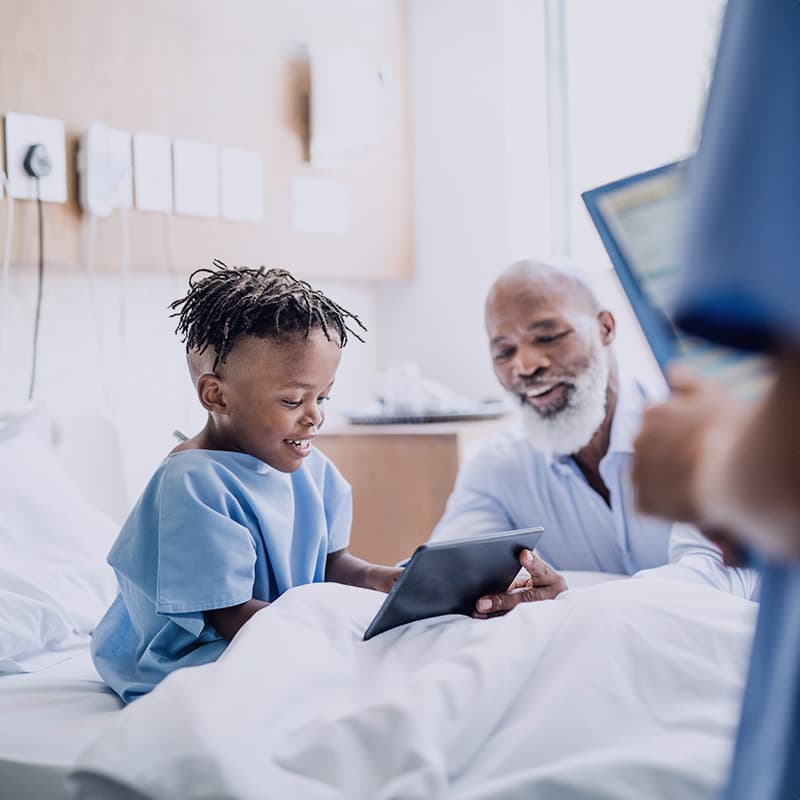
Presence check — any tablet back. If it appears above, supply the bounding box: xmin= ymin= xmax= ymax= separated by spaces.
xmin=363 ymin=527 xmax=543 ymax=640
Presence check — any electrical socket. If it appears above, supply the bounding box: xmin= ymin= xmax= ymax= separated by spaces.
xmin=3 ymin=112 xmax=67 ymax=202
xmin=132 ymin=132 xmax=172 ymax=213
xmin=78 ymin=123 xmax=133 ymax=217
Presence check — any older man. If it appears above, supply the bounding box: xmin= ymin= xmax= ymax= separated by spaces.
xmin=429 ymin=259 xmax=756 ymax=612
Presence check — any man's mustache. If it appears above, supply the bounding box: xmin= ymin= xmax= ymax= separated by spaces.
xmin=516 ymin=377 xmax=576 ymax=401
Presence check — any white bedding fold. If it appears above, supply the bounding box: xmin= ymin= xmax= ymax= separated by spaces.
xmin=69 ymin=578 xmax=756 ymax=800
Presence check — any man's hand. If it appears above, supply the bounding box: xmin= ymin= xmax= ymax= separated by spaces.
xmin=474 ymin=550 xmax=567 ymax=617
xmin=701 ymin=526 xmax=748 ymax=568
xmin=632 ymin=367 xmax=742 ymax=523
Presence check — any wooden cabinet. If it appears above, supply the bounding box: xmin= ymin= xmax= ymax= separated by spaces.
xmin=315 ymin=420 xmax=507 ymax=565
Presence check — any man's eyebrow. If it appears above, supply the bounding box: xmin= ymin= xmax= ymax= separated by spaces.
xmin=527 ymin=318 xmax=560 ymax=329
xmin=490 ymin=319 xmax=561 ymax=346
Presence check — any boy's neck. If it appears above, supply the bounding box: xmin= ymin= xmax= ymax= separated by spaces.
xmin=171 ymin=417 xmax=237 ymax=455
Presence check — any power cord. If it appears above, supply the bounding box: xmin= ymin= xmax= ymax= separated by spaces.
xmin=0 ymin=170 xmax=14 ymax=369
xmin=23 ymin=143 xmax=51 ymax=400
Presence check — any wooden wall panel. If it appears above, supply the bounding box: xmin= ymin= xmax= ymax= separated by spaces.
xmin=0 ymin=0 xmax=411 ymax=281
xmin=315 ymin=420 xmax=510 ymax=565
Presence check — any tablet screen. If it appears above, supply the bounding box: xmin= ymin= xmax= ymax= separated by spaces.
xmin=582 ymin=162 xmax=771 ymax=403
xmin=363 ymin=527 xmax=544 ymax=640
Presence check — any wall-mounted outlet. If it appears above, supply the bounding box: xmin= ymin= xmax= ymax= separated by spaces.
xmin=3 ymin=112 xmax=67 ymax=202
xmin=173 ymin=138 xmax=219 ymax=218
xmin=132 ymin=132 xmax=172 ymax=213
xmin=78 ymin=122 xmax=133 ymax=217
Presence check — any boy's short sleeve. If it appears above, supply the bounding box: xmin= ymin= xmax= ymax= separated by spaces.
xmin=323 ymin=458 xmax=352 ymax=554
xmin=154 ymin=460 xmax=257 ymax=620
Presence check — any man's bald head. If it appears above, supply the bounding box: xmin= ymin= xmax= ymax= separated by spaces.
xmin=485 ymin=260 xmax=600 ymax=324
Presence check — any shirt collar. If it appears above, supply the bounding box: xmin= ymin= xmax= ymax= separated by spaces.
xmin=606 ymin=373 xmax=650 ymax=456
xmin=545 ymin=372 xmax=658 ymax=470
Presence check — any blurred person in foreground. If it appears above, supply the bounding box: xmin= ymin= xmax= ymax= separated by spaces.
xmin=632 ymin=0 xmax=800 ymax=797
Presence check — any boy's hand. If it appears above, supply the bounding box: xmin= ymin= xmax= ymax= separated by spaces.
xmin=367 ymin=564 xmax=403 ymax=594
xmin=325 ymin=549 xmax=402 ymax=592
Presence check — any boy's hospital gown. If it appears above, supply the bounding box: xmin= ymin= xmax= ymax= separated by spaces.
xmin=91 ymin=448 xmax=351 ymax=703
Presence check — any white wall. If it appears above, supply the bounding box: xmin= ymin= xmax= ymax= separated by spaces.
xmin=377 ymin=0 xmax=549 ymax=403
xmin=1 ymin=0 xmax=723 ymax=502
xmin=378 ymin=0 xmax=721 ymax=402
xmin=2 ymin=265 xmax=379 ymax=502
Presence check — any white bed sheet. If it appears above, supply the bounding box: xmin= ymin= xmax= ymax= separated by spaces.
xmin=0 ymin=648 xmax=122 ymax=800
xmin=70 ymin=576 xmax=757 ymax=800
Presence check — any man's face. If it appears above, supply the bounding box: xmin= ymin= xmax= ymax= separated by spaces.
xmin=486 ymin=279 xmax=609 ymax=412
xmin=486 ymin=276 xmax=614 ymax=454
xmin=205 ymin=330 xmax=342 ymax=472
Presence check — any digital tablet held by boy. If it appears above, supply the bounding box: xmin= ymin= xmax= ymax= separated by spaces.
xmin=92 ymin=262 xmax=402 ymax=703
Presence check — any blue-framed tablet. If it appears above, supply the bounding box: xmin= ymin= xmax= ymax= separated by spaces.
xmin=581 ymin=162 xmax=770 ymax=401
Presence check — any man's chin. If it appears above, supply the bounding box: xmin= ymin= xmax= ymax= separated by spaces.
xmin=519 ymin=401 xmax=602 ymax=457
xmin=523 ymin=396 xmax=570 ymax=419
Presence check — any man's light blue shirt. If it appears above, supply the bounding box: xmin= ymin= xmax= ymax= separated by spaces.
xmin=91 ymin=447 xmax=351 ymax=703
xmin=430 ymin=376 xmax=756 ymax=598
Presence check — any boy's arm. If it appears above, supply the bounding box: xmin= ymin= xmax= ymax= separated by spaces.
xmin=205 ymin=599 xmax=269 ymax=642
xmin=326 ymin=548 xmax=402 ymax=593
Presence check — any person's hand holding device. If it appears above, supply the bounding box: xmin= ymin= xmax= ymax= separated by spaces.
xmin=474 ymin=549 xmax=567 ymax=618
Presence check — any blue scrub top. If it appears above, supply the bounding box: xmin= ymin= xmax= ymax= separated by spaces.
xmin=675 ymin=1 xmax=800 ymax=797
xmin=91 ymin=447 xmax=351 ymax=703
xmin=676 ymin=0 xmax=800 ymax=353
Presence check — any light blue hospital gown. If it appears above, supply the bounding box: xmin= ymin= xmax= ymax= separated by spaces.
xmin=91 ymin=448 xmax=351 ymax=703
xmin=675 ymin=0 xmax=800 ymax=796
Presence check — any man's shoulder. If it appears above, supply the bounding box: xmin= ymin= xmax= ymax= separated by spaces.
xmin=463 ymin=429 xmax=547 ymax=476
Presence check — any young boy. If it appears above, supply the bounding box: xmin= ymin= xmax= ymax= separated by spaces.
xmin=91 ymin=263 xmax=402 ymax=703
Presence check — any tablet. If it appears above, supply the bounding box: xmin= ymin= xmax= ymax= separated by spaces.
xmin=363 ymin=527 xmax=544 ymax=640
xmin=581 ymin=161 xmax=770 ymax=402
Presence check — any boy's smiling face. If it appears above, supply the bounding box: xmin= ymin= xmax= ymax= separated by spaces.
xmin=193 ymin=329 xmax=342 ymax=472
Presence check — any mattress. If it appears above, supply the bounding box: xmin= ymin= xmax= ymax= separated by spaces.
xmin=0 ymin=648 xmax=122 ymax=800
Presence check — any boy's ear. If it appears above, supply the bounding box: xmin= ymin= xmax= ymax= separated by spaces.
xmin=196 ymin=373 xmax=228 ymax=414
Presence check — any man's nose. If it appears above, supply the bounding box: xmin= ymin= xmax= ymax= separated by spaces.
xmin=512 ymin=345 xmax=550 ymax=378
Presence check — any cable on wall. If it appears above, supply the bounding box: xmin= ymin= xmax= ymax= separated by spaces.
xmin=23 ymin=144 xmax=52 ymax=401
xmin=27 ymin=179 xmax=45 ymax=400
xmin=113 ymin=205 xmax=130 ymax=413
xmin=0 ymin=171 xmax=14 ymax=368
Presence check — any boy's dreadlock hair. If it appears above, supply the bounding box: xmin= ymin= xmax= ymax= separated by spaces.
xmin=169 ymin=260 xmax=366 ymax=371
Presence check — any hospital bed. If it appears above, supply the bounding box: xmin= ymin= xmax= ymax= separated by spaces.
xmin=0 ymin=408 xmax=757 ymax=800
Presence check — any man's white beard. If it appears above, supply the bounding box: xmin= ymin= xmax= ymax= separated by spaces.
xmin=519 ymin=349 xmax=610 ymax=457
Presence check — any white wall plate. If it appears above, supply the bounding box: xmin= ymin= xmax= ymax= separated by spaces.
xmin=220 ymin=147 xmax=263 ymax=222
xmin=132 ymin=132 xmax=173 ymax=213
xmin=173 ymin=138 xmax=219 ymax=218
xmin=108 ymin=128 xmax=133 ymax=211
xmin=3 ymin=112 xmax=68 ymax=203
xmin=78 ymin=123 xmax=133 ymax=216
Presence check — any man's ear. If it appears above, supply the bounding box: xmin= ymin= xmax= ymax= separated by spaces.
xmin=196 ymin=373 xmax=228 ymax=414
xmin=598 ymin=310 xmax=616 ymax=345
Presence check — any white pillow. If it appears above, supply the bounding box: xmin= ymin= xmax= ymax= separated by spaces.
xmin=0 ymin=426 xmax=119 ymax=673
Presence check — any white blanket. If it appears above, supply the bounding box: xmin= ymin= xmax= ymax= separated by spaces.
xmin=69 ymin=578 xmax=756 ymax=800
